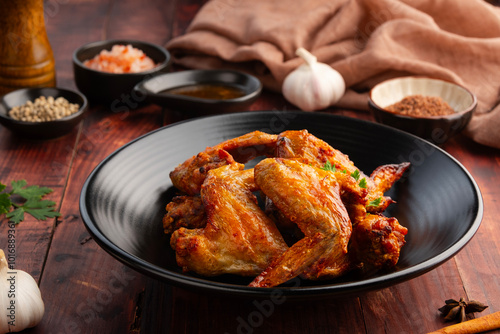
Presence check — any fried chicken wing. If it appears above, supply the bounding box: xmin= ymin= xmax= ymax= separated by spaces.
xmin=366 ymin=162 xmax=410 ymax=213
xmin=275 ymin=130 xmax=410 ymax=212
xmin=303 ymin=202 xmax=408 ymax=280
xmin=169 ymin=148 xmax=235 ymax=196
xmin=349 ymin=212 xmax=408 ymax=270
xmin=275 ymin=130 xmax=357 ymax=173
xmin=170 ymin=163 xmax=288 ymax=276
xmin=249 ymin=158 xmax=352 ymax=288
xmin=170 ymin=131 xmax=278 ymax=195
xmin=163 ymin=196 xmax=206 ymax=234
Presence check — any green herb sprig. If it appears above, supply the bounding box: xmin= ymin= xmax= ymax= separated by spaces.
xmin=320 ymin=161 xmax=336 ymax=172
xmin=366 ymin=197 xmax=383 ymax=208
xmin=321 ymin=162 xmax=367 ymax=189
xmin=0 ymin=180 xmax=61 ymax=224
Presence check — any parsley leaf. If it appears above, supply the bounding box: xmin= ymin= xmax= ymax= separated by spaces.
xmin=0 ymin=182 xmax=13 ymax=215
xmin=366 ymin=197 xmax=383 ymax=208
xmin=321 ymin=161 xmax=336 ymax=172
xmin=0 ymin=180 xmax=61 ymax=224
xmin=11 ymin=180 xmax=53 ymax=200
xmin=359 ymin=178 xmax=367 ymax=189
xmin=6 ymin=208 xmax=25 ymax=224
xmin=350 ymin=170 xmax=361 ymax=181
xmin=0 ymin=192 xmax=12 ymax=215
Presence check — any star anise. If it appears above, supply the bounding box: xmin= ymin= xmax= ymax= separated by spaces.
xmin=438 ymin=297 xmax=488 ymax=323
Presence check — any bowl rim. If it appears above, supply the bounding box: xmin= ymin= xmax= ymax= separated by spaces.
xmin=72 ymin=39 xmax=171 ymax=77
xmin=368 ymin=76 xmax=478 ymax=120
xmin=0 ymin=87 xmax=88 ymax=125
xmin=134 ymin=69 xmax=263 ymax=105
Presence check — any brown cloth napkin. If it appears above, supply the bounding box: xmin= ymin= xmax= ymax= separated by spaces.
xmin=166 ymin=0 xmax=500 ymax=149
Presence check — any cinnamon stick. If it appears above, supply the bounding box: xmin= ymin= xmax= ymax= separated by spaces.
xmin=428 ymin=311 xmax=500 ymax=334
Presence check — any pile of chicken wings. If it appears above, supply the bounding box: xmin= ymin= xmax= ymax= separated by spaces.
xmin=163 ymin=130 xmax=410 ymax=288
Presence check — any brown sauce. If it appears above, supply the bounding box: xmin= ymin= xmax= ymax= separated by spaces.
xmin=162 ymin=84 xmax=246 ymax=100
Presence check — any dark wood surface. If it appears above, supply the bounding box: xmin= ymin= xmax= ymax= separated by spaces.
xmin=0 ymin=0 xmax=499 ymax=333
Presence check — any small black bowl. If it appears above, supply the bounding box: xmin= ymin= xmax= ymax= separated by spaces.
xmin=133 ymin=69 xmax=262 ymax=114
xmin=73 ymin=39 xmax=171 ymax=106
xmin=368 ymin=77 xmax=477 ymax=145
xmin=0 ymin=87 xmax=88 ymax=139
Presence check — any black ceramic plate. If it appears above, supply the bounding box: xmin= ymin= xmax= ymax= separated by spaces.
xmin=133 ymin=70 xmax=262 ymax=114
xmin=80 ymin=111 xmax=483 ymax=299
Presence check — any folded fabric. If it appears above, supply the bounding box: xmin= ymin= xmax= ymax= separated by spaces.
xmin=166 ymin=0 xmax=500 ymax=149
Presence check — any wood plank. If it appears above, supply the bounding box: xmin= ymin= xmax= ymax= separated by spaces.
xmin=441 ymin=136 xmax=500 ymax=318
xmin=360 ymin=261 xmax=468 ymax=333
xmin=0 ymin=0 xmax=98 ymax=281
xmin=44 ymin=0 xmax=113 ymax=89
xmin=0 ymin=132 xmax=77 ymax=280
xmin=139 ymin=286 xmax=366 ymax=334
xmin=26 ymin=0 xmax=169 ymax=332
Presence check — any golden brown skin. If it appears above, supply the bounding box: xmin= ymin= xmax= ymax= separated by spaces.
xmin=169 ymin=131 xmax=278 ymax=195
xmin=249 ymin=158 xmax=353 ymax=288
xmin=275 ymin=130 xmax=410 ymax=212
xmin=169 ymin=148 xmax=236 ymax=196
xmin=170 ymin=163 xmax=288 ymax=277
xmin=366 ymin=162 xmax=411 ymax=213
xmin=349 ymin=212 xmax=408 ymax=270
xmin=163 ymin=196 xmax=206 ymax=234
xmin=275 ymin=130 xmax=357 ymax=173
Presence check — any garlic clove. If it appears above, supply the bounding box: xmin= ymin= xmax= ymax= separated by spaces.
xmin=282 ymin=48 xmax=345 ymax=112
xmin=0 ymin=250 xmax=45 ymax=333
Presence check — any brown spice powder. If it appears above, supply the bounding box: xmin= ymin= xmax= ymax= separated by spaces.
xmin=385 ymin=94 xmax=455 ymax=117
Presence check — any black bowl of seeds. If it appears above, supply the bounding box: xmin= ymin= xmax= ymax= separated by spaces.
xmin=0 ymin=87 xmax=88 ymax=139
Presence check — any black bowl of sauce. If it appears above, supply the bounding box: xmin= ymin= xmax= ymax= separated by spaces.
xmin=134 ymin=70 xmax=262 ymax=114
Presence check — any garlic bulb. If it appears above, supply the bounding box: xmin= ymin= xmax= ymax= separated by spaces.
xmin=0 ymin=249 xmax=44 ymax=333
xmin=282 ymin=48 xmax=345 ymax=111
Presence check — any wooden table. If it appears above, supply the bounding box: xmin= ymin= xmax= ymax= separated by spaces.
xmin=1 ymin=1 xmax=499 ymax=333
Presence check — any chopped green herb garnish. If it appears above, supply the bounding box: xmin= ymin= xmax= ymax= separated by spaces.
xmin=321 ymin=161 xmax=336 ymax=172
xmin=366 ymin=197 xmax=383 ymax=208
xmin=0 ymin=180 xmax=61 ymax=224
xmin=350 ymin=170 xmax=360 ymax=181
xmin=359 ymin=177 xmax=367 ymax=189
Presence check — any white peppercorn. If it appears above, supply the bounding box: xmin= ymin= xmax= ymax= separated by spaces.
xmin=8 ymin=96 xmax=80 ymax=122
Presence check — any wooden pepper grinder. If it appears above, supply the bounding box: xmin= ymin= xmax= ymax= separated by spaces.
xmin=0 ymin=0 xmax=56 ymax=95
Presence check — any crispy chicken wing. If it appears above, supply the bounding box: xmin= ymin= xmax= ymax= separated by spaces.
xmin=303 ymin=202 xmax=408 ymax=280
xmin=170 ymin=163 xmax=288 ymax=276
xmin=163 ymin=196 xmax=206 ymax=234
xmin=249 ymin=158 xmax=353 ymax=288
xmin=275 ymin=130 xmax=410 ymax=212
xmin=170 ymin=131 xmax=278 ymax=195
xmin=275 ymin=130 xmax=357 ymax=172
xmin=366 ymin=163 xmax=410 ymax=213
xmin=349 ymin=211 xmax=408 ymax=270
